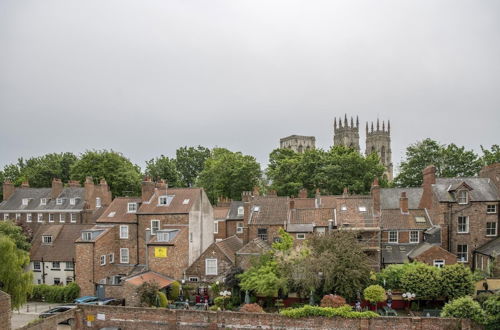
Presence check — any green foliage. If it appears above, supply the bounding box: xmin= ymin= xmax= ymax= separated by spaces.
xmin=70 ymin=150 xmax=142 ymax=197
xmin=267 ymin=146 xmax=386 ymax=197
xmin=271 ymin=228 xmax=294 ymax=252
xmin=167 ymin=281 xmax=181 ymax=301
xmin=0 ymin=235 xmax=33 ymax=309
xmin=197 ymin=148 xmax=261 ymax=203
xmin=280 ymin=305 xmax=379 ymax=319
xmin=376 ymin=263 xmax=418 ymax=290
xmin=481 ymin=145 xmax=500 ymax=166
xmin=395 ymin=139 xmax=482 ymax=187
xmin=137 ymin=281 xmax=161 ymax=307
xmin=483 ymin=293 xmax=500 ymax=329
xmin=363 ymin=285 xmax=386 ymax=304
xmin=401 ymin=263 xmax=441 ymax=299
xmin=476 ymin=292 xmax=494 ymax=307
xmin=157 ymin=291 xmax=168 ymax=308
xmin=238 ymin=259 xmax=288 ymax=297
xmin=441 ymin=296 xmax=486 ymax=325
xmin=0 ymin=221 xmax=31 ymax=252
xmin=145 ymin=155 xmax=182 ymax=187
xmin=224 ymin=267 xmax=243 ymax=289
xmin=175 ymin=146 xmax=211 ymax=187
xmin=440 ymin=264 xmax=474 ymax=300
xmin=29 ymin=283 xmax=80 ymax=303
xmin=320 ymin=295 xmax=346 ymax=308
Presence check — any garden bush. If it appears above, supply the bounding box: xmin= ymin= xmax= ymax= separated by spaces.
xmin=440 ymin=264 xmax=474 ymax=300
xmin=363 ymin=285 xmax=386 ymax=305
xmin=239 ymin=303 xmax=265 ymax=313
xmin=475 ymin=292 xmax=493 ymax=307
xmin=29 ymin=283 xmax=80 ymax=303
xmin=482 ymin=294 xmax=500 ymax=330
xmin=441 ymin=296 xmax=486 ymax=325
xmin=157 ymin=292 xmax=168 ymax=308
xmin=167 ymin=281 xmax=180 ymax=301
xmin=320 ymin=294 xmax=346 ymax=308
xmin=280 ymin=305 xmax=379 ymax=319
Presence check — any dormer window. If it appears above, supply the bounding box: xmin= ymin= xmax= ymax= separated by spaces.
xmin=82 ymin=232 xmax=92 ymax=241
xmin=42 ymin=235 xmax=53 ymax=244
xmin=237 ymin=206 xmax=244 ymax=216
xmin=56 ymin=198 xmax=63 ymax=205
xmin=70 ymin=198 xmax=76 ymax=205
xmin=157 ymin=231 xmax=170 ymax=242
xmin=158 ymin=195 xmax=174 ymax=206
xmin=457 ymin=190 xmax=468 ymax=205
xmin=40 ymin=198 xmax=47 ymax=206
xmin=127 ymin=203 xmax=137 ymax=213
xmin=22 ymin=198 xmax=29 ymax=206
xmin=159 ymin=196 xmax=168 ymax=205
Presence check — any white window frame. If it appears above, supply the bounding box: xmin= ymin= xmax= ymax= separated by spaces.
xmin=119 ymin=225 xmax=129 ymax=239
xmin=151 ymin=220 xmax=160 ymax=235
xmin=49 ymin=213 xmax=54 ymax=223
xmin=120 ymin=248 xmax=129 ymax=263
xmin=100 ymin=255 xmax=106 ymax=266
xmin=22 ymin=198 xmax=29 ymax=206
xmin=214 ymin=221 xmax=219 ymax=234
xmin=457 ymin=190 xmax=468 ymax=205
xmin=158 ymin=196 xmax=168 ymax=205
xmin=487 ymin=205 xmax=497 ymax=214
xmin=205 ymin=258 xmax=218 ymax=275
xmin=3 ymin=214 xmax=8 ymax=221
xmin=82 ymin=232 xmax=92 ymax=241
xmin=296 ymin=233 xmax=306 ymax=240
xmin=33 ymin=261 xmax=41 ymax=271
xmin=56 ymin=198 xmax=63 ymax=205
xmin=457 ymin=244 xmax=468 ymax=262
xmin=27 ymin=213 xmax=32 ymax=222
xmin=358 ymin=206 xmax=367 ymax=212
xmin=409 ymin=230 xmax=419 ymax=244
xmin=457 ymin=216 xmax=469 ymax=233
xmin=52 ymin=261 xmax=60 ymax=269
xmin=59 ymin=213 xmax=65 ymax=223
xmin=237 ymin=206 xmax=244 ymax=216
xmin=388 ymin=231 xmax=398 ymax=243
xmin=127 ymin=202 xmax=137 ymax=213
xmin=65 ymin=261 xmax=74 ymax=270
xmin=70 ymin=198 xmax=76 ymax=205
xmin=236 ymin=222 xmax=243 ymax=233
xmin=37 ymin=213 xmax=43 ymax=223
xmin=157 ymin=231 xmax=169 ymax=242
xmin=15 ymin=213 xmax=21 ymax=220
xmin=40 ymin=198 xmax=47 ymax=206
xmin=70 ymin=213 xmax=77 ymax=223
xmin=486 ymin=222 xmax=497 ymax=237
xmin=433 ymin=259 xmax=445 ymax=268
xmin=109 ymin=253 xmax=114 ymax=264
xmin=96 ymin=197 xmax=101 ymax=208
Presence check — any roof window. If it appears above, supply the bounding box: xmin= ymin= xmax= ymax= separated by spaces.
xmin=108 ymin=212 xmax=116 ymax=218
xmin=22 ymin=198 xmax=29 ymax=206
xmin=158 ymin=195 xmax=174 ymax=206
xmin=70 ymin=198 xmax=76 ymax=205
xmin=340 ymin=205 xmax=347 ymax=211
xmin=56 ymin=198 xmax=63 ymax=205
xmin=253 ymin=206 xmax=260 ymax=212
xmin=415 ymin=216 xmax=426 ymax=223
xmin=237 ymin=206 xmax=244 ymax=216
xmin=42 ymin=235 xmax=53 ymax=244
xmin=182 ymin=199 xmax=190 ymax=205
xmin=40 ymin=198 xmax=47 ymax=206
xmin=358 ymin=206 xmax=367 ymax=212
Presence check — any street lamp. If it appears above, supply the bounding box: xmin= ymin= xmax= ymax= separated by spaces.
xmin=180 ymin=279 xmax=185 ymax=302
xmin=402 ymin=292 xmax=416 ymax=314
xmin=219 ymin=290 xmax=231 ymax=310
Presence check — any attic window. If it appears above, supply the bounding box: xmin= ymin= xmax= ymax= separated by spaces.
xmin=457 ymin=190 xmax=468 ymax=205
xmin=70 ymin=198 xmax=76 ymax=205
xmin=182 ymin=199 xmax=190 ymax=205
xmin=415 ymin=216 xmax=426 ymax=223
xmin=237 ymin=206 xmax=244 ymax=216
xmin=40 ymin=198 xmax=47 ymax=206
xmin=358 ymin=206 xmax=367 ymax=212
xmin=108 ymin=212 xmax=116 ymax=217
xmin=81 ymin=232 xmax=92 ymax=241
xmin=42 ymin=235 xmax=53 ymax=244
xmin=56 ymin=198 xmax=63 ymax=205
xmin=22 ymin=198 xmax=29 ymax=206
xmin=158 ymin=195 xmax=174 ymax=206
xmin=127 ymin=203 xmax=137 ymax=213
xmin=253 ymin=206 xmax=260 ymax=212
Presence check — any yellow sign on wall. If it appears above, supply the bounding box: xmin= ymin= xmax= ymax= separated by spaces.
xmin=155 ymin=247 xmax=167 ymax=258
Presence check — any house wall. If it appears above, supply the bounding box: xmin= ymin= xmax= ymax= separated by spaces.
xmin=214 ymin=220 xmax=226 ymax=241
xmin=75 ymin=242 xmax=95 ymax=296
xmin=381 ymin=230 xmax=423 ymax=244
xmin=413 ymin=245 xmax=457 ymax=266
xmin=30 ymin=261 xmax=75 ymax=285
xmin=147 ymin=229 xmax=189 ymax=280
xmin=185 ymin=244 xmax=233 ymax=283
xmin=248 ymin=225 xmax=283 ymax=244
xmin=225 ymin=219 xmax=244 ymax=239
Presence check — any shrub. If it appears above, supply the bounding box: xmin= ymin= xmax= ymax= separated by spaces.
xmin=280 ymin=305 xmax=379 ymax=319
xmin=29 ymin=283 xmax=80 ymax=303
xmin=475 ymin=292 xmax=493 ymax=307
xmin=157 ymin=292 xmax=168 ymax=308
xmin=483 ymin=294 xmax=500 ymax=330
xmin=440 ymin=264 xmax=474 ymax=300
xmin=363 ymin=285 xmax=386 ymax=304
xmin=138 ymin=281 xmax=160 ymax=307
xmin=441 ymin=296 xmax=486 ymax=325
xmin=320 ymin=295 xmax=346 ymax=308
xmin=239 ymin=303 xmax=265 ymax=313
xmin=401 ymin=263 xmax=441 ymax=299
xmin=167 ymin=281 xmax=180 ymax=301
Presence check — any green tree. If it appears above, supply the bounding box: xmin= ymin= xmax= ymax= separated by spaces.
xmin=482 ymin=293 xmax=500 ymax=329
xmin=0 ymin=235 xmax=33 ymax=309
xmin=137 ymin=281 xmax=160 ymax=307
xmin=376 ymin=263 xmax=419 ymax=290
xmin=145 ymin=156 xmax=182 ymax=187
xmin=175 ymin=146 xmax=210 ymax=187
xmin=267 ymin=146 xmax=386 ymax=197
xmin=395 ymin=139 xmax=482 ymax=187
xmin=401 ymin=263 xmax=441 ymax=299
xmin=440 ymin=264 xmax=474 ymax=300
xmin=441 ymin=296 xmax=486 ymax=325
xmin=363 ymin=285 xmax=387 ymax=305
xmin=197 ymin=148 xmax=261 ymax=203
xmin=0 ymin=221 xmax=31 ymax=252
xmin=70 ymin=150 xmax=142 ymax=197
xmin=481 ymin=145 xmax=500 ymax=166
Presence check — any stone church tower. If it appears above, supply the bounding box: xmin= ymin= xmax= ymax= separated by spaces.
xmin=366 ymin=119 xmax=393 ymax=181
xmin=333 ymin=115 xmax=360 ymax=152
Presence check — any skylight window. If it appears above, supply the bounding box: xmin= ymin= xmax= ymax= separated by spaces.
xmin=253 ymin=206 xmax=260 ymax=212
xmin=182 ymin=199 xmax=190 ymax=205
xmin=108 ymin=212 xmax=116 ymax=217
xmin=415 ymin=216 xmax=426 ymax=223
xmin=340 ymin=205 xmax=347 ymax=211
xmin=358 ymin=206 xmax=367 ymax=212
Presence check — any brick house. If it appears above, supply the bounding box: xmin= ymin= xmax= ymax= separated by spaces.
xmin=235 ymin=237 xmax=271 ymax=270
xmin=224 ymin=201 xmax=245 ymax=240
xmin=213 ymin=204 xmax=230 ymax=242
xmin=407 ymin=243 xmax=457 ymax=267
xmin=185 ymin=235 xmax=243 ymax=283
xmin=420 ymin=164 xmax=500 ymax=266
xmin=474 ymin=236 xmax=500 ymax=277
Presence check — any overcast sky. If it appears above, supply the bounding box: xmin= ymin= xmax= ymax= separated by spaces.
xmin=1 ymin=0 xmax=499 ymax=174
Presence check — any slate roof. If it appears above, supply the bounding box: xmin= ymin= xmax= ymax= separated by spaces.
xmin=137 ymin=187 xmax=202 ymax=214
xmin=382 ymin=244 xmax=418 ymax=264
xmin=475 ymin=237 xmax=500 ymax=257
xmin=0 ymin=187 xmax=85 ymax=212
xmin=96 ymin=197 xmax=141 ymax=223
xmin=31 ymin=224 xmax=93 ymax=261
xmin=236 ymin=238 xmax=271 ymax=255
xmin=213 ymin=206 xmax=230 ymax=220
xmin=248 ymin=196 xmax=289 ymax=225
xmin=406 ymin=242 xmax=435 ymax=259
xmin=216 ymin=235 xmax=243 ymax=263
xmin=380 ymin=188 xmax=423 ymax=209
xmin=289 ymin=208 xmax=333 ymax=226
xmin=432 ymin=178 xmax=500 ymax=202
xmin=227 ymin=201 xmax=244 ymax=220
xmin=380 ymin=209 xmax=431 ymax=230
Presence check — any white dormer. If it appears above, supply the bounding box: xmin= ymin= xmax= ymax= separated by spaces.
xmin=70 ymin=198 xmax=76 ymax=205
xmin=40 ymin=198 xmax=47 ymax=206
xmin=457 ymin=190 xmax=468 ymax=205
xmin=158 ymin=195 xmax=174 ymax=206
xmin=22 ymin=198 xmax=29 ymax=206
xmin=56 ymin=198 xmax=63 ymax=205
xmin=127 ymin=203 xmax=137 ymax=213
xmin=42 ymin=235 xmax=53 ymax=244
xmin=237 ymin=206 xmax=244 ymax=216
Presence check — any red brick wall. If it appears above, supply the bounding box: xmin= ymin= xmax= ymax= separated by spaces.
xmin=414 ymin=245 xmax=457 ymax=266
xmin=185 ymin=244 xmax=233 ymax=282
xmin=147 ymin=228 xmax=189 ymax=279
xmin=75 ymin=242 xmax=95 ymax=296
xmin=248 ymin=225 xmax=283 ymax=244
xmin=225 ymin=220 xmax=244 ymax=239
xmin=214 ymin=220 xmax=226 ymax=240
xmin=0 ymin=291 xmax=11 ymax=330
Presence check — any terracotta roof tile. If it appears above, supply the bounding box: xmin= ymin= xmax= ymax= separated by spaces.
xmin=293 ymin=198 xmax=316 ymax=209
xmin=137 ymin=188 xmax=202 ymax=214
xmin=125 ymin=271 xmax=173 ymax=288
xmin=213 ymin=206 xmax=230 ymax=220
xmin=380 ymin=209 xmax=431 ymax=230
xmin=96 ymin=197 xmax=141 ymax=223
xmin=248 ymin=196 xmax=289 ymax=225
xmin=289 ymin=208 xmax=333 ymax=226
xmin=216 ymin=236 xmax=243 ymax=263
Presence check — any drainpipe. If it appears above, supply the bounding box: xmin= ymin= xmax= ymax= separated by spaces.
xmin=42 ymin=257 xmax=46 ymax=284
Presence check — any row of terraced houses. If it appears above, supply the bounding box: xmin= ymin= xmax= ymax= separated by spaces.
xmin=0 ymin=163 xmax=499 ymax=305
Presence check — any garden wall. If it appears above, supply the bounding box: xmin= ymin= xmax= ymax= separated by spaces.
xmin=0 ymin=290 xmax=11 ymax=330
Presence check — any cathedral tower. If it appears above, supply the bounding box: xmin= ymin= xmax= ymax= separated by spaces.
xmin=366 ymin=119 xmax=393 ymax=181
xmin=333 ymin=114 xmax=360 ymax=152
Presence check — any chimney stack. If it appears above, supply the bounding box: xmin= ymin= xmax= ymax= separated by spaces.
xmin=99 ymin=178 xmax=112 ymax=205
xmin=289 ymin=197 xmax=295 ymax=210
xmin=419 ymin=165 xmax=436 ymax=209
xmin=21 ymin=180 xmax=29 ymax=188
xmin=156 ymin=179 xmax=168 ymax=190
xmin=253 ymin=186 xmax=260 ymax=197
xmin=84 ymin=177 xmax=95 ymax=206
xmin=298 ymin=188 xmax=308 ymax=199
xmin=141 ymin=176 xmax=155 ymax=202
xmin=2 ymin=180 xmax=15 ymax=201
xmin=400 ymin=192 xmax=409 ymax=213
xmin=371 ymin=178 xmax=380 ymax=214
xmin=68 ymin=180 xmax=81 ymax=187
xmin=342 ymin=187 xmax=349 ymax=197
xmin=51 ymin=178 xmax=63 ymax=199
xmin=479 ymin=163 xmax=500 ymax=192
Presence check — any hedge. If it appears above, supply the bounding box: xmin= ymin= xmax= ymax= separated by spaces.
xmin=29 ymin=283 xmax=80 ymax=303
xmin=280 ymin=305 xmax=379 ymax=319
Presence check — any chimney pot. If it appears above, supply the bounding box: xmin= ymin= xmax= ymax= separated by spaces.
xmin=400 ymin=191 xmax=409 ymax=213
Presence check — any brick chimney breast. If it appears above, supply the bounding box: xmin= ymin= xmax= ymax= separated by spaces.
xmin=400 ymin=191 xmax=409 ymax=214
xmin=419 ymin=165 xmax=436 ymax=209
xmin=289 ymin=197 xmax=295 ymax=210
xmin=298 ymin=188 xmax=308 ymax=199
xmin=2 ymin=180 xmax=15 ymax=201
xmin=371 ymin=178 xmax=380 ymax=214
xmin=51 ymin=178 xmax=63 ymax=199
xmin=21 ymin=180 xmax=29 ymax=188
xmin=141 ymin=177 xmax=155 ymax=202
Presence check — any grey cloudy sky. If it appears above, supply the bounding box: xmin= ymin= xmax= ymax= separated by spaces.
xmin=1 ymin=0 xmax=499 ymax=173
